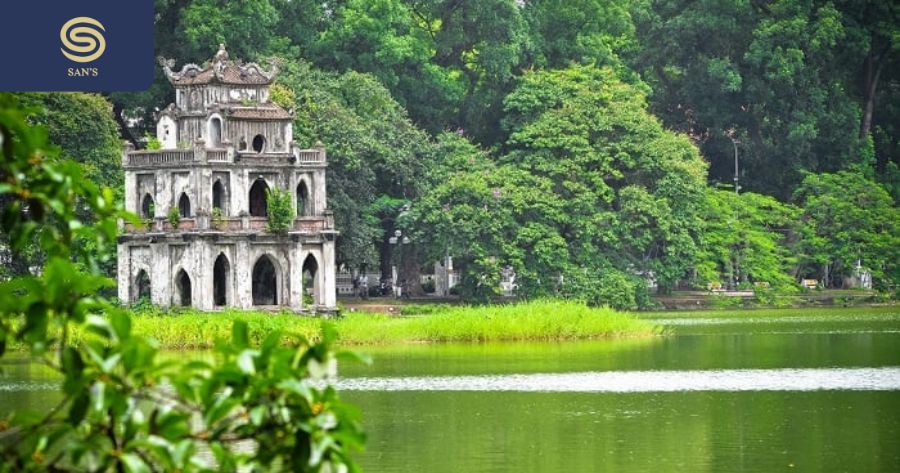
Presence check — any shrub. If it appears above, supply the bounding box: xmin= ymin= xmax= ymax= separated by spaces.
xmin=167 ymin=205 xmax=181 ymax=229
xmin=211 ymin=206 xmax=224 ymax=227
xmin=266 ymin=187 xmax=294 ymax=233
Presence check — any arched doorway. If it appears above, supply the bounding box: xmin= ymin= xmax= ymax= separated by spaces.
xmin=135 ymin=269 xmax=151 ymax=301
xmin=249 ymin=179 xmax=269 ymax=217
xmin=297 ymin=181 xmax=310 ymax=216
xmin=302 ymin=254 xmax=319 ymax=307
xmin=141 ymin=194 xmax=155 ymax=219
xmin=175 ymin=269 xmax=192 ymax=307
xmin=209 ymin=117 xmax=222 ymax=147
xmin=252 ymin=134 xmax=266 ymax=153
xmin=178 ymin=193 xmax=191 ymax=218
xmin=213 ymin=253 xmax=230 ymax=307
xmin=252 ymin=255 xmax=279 ymax=305
xmin=212 ymin=180 xmax=225 ymax=212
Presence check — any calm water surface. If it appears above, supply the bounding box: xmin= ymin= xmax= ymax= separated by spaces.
xmin=2 ymin=307 xmax=899 ymax=472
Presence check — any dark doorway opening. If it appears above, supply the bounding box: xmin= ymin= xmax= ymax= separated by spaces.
xmin=252 ymin=255 xmax=278 ymax=305
xmin=249 ymin=179 xmax=269 ymax=217
xmin=252 ymin=134 xmax=265 ymax=153
xmin=135 ymin=269 xmax=151 ymax=301
xmin=210 ymin=118 xmax=222 ymax=147
xmin=213 ymin=253 xmax=229 ymax=307
xmin=212 ymin=180 xmax=225 ymax=211
xmin=297 ymin=181 xmax=310 ymax=216
xmin=178 ymin=193 xmax=191 ymax=218
xmin=176 ymin=269 xmax=192 ymax=307
xmin=141 ymin=194 xmax=155 ymax=219
xmin=302 ymin=254 xmax=319 ymax=306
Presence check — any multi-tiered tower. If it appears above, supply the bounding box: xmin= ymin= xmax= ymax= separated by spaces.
xmin=117 ymin=45 xmax=337 ymax=312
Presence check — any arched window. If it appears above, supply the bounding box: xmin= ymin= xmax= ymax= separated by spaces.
xmin=141 ymin=194 xmax=155 ymax=219
xmin=175 ymin=269 xmax=192 ymax=307
xmin=178 ymin=193 xmax=191 ymax=218
xmin=249 ymin=179 xmax=269 ymax=217
xmin=135 ymin=269 xmax=151 ymax=301
xmin=213 ymin=253 xmax=230 ymax=307
xmin=297 ymin=181 xmax=310 ymax=217
xmin=252 ymin=134 xmax=266 ymax=153
xmin=302 ymin=254 xmax=319 ymax=307
xmin=209 ymin=117 xmax=222 ymax=147
xmin=212 ymin=180 xmax=225 ymax=212
xmin=252 ymin=255 xmax=279 ymax=305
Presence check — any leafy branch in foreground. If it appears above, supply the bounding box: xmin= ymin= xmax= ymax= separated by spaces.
xmin=0 ymin=93 xmax=365 ymax=472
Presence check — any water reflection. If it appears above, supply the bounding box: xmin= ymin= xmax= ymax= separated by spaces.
xmin=334 ymin=367 xmax=900 ymax=392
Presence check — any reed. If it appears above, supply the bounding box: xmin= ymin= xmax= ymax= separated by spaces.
xmin=64 ymin=300 xmax=659 ymax=349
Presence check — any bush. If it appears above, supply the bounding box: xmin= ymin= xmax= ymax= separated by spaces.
xmin=584 ymin=271 xmax=639 ymax=310
xmin=167 ymin=206 xmax=181 ymax=229
xmin=266 ymin=187 xmax=294 ymax=233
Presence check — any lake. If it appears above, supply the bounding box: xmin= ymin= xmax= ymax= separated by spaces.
xmin=2 ymin=307 xmax=899 ymax=472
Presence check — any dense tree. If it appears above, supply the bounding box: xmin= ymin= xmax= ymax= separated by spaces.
xmin=276 ymin=62 xmax=435 ymax=274
xmin=794 ymin=171 xmax=899 ymax=289
xmin=696 ymin=189 xmax=801 ymax=290
xmin=413 ymin=65 xmax=708 ymax=304
xmin=633 ymin=0 xmax=866 ymax=196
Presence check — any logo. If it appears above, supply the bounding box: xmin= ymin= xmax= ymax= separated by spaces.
xmin=60 ymin=17 xmax=106 ymax=63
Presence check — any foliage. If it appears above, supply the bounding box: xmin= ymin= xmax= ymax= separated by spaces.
xmin=630 ymin=0 xmax=900 ymax=196
xmin=275 ymin=62 xmax=434 ymax=270
xmin=0 ymin=93 xmax=364 ymax=472
xmin=167 ymin=205 xmax=181 ymax=229
xmin=696 ymin=189 xmax=801 ymax=290
xmin=211 ymin=207 xmax=224 ymax=227
xmin=146 ymin=134 xmax=162 ymax=150
xmin=265 ymin=187 xmax=294 ymax=233
xmin=61 ymin=300 xmax=657 ymax=348
xmin=414 ymin=64 xmax=707 ymax=302
xmin=794 ymin=170 xmax=900 ymax=289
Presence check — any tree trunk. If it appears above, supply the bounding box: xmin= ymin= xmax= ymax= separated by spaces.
xmin=860 ymin=44 xmax=888 ymax=140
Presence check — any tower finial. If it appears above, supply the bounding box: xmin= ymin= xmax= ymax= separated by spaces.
xmin=214 ymin=43 xmax=229 ymax=63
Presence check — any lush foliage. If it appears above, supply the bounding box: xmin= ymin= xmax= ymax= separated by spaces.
xmin=413 ymin=65 xmax=708 ymax=302
xmin=0 ymin=93 xmax=364 ymax=472
xmin=265 ymin=186 xmax=295 ymax=233
xmin=696 ymin=189 xmax=801 ymax=290
xmin=794 ymin=171 xmax=899 ymax=290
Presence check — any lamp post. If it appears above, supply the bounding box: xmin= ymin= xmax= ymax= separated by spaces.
xmin=730 ymin=137 xmax=741 ymax=195
xmin=389 ymin=229 xmax=411 ymax=298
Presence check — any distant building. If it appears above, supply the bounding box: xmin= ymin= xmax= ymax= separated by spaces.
xmin=117 ymin=45 xmax=337 ymax=312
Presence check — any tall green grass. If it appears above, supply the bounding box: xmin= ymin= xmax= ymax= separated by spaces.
xmin=64 ymin=300 xmax=659 ymax=349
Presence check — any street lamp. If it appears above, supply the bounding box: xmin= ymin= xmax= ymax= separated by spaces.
xmin=729 ymin=137 xmax=741 ymax=195
xmin=389 ymin=229 xmax=410 ymax=298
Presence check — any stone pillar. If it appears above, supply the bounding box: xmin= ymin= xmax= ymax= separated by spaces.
xmin=117 ymin=243 xmax=130 ymax=303
xmin=151 ymin=241 xmax=170 ymax=307
xmin=322 ymin=238 xmax=337 ymax=309
xmin=235 ymin=240 xmax=252 ymax=309
xmin=194 ymin=138 xmax=207 ymax=163
xmin=289 ymin=242 xmax=303 ymax=311
xmin=196 ymin=240 xmax=213 ymax=310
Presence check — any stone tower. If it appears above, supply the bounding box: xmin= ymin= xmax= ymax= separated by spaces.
xmin=117 ymin=45 xmax=337 ymax=312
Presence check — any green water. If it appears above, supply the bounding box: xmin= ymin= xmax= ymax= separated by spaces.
xmin=2 ymin=307 xmax=899 ymax=472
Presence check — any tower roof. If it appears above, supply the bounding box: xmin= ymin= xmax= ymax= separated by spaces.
xmin=158 ymin=44 xmax=279 ymax=86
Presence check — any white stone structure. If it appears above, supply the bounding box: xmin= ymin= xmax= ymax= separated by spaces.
xmin=117 ymin=45 xmax=337 ymax=312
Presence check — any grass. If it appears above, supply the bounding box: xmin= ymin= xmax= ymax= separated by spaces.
xmin=63 ymin=300 xmax=660 ymax=350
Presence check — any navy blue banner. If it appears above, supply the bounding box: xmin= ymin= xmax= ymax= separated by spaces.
xmin=0 ymin=0 xmax=154 ymax=91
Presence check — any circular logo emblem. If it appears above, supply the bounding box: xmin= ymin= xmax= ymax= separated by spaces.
xmin=60 ymin=17 xmax=106 ymax=63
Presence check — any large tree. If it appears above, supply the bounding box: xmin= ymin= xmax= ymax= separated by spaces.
xmin=413 ymin=65 xmax=708 ymax=304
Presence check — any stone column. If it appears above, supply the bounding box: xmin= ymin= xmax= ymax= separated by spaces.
xmin=117 ymin=243 xmax=130 ymax=303
xmin=235 ymin=240 xmax=252 ymax=309
xmin=289 ymin=242 xmax=303 ymax=312
xmin=322 ymin=238 xmax=337 ymax=309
